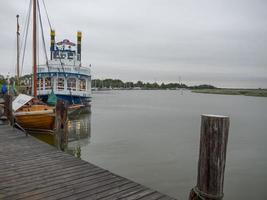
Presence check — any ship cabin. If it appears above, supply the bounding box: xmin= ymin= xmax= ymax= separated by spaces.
xmin=37 ymin=31 xmax=91 ymax=105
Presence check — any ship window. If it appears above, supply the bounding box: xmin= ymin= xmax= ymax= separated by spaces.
xmin=67 ymin=78 xmax=76 ymax=91
xmin=45 ymin=77 xmax=52 ymax=90
xmin=57 ymin=77 xmax=65 ymax=90
xmin=68 ymin=52 xmax=74 ymax=59
xmin=79 ymin=79 xmax=86 ymax=91
xmin=37 ymin=78 xmax=44 ymax=90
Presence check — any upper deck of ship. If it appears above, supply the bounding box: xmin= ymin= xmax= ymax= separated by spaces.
xmin=37 ymin=32 xmax=92 ymax=100
xmin=37 ymin=37 xmax=91 ymax=77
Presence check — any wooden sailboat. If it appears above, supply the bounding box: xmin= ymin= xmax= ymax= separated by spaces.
xmin=13 ymin=94 xmax=55 ymax=131
xmin=13 ymin=0 xmax=55 ymax=132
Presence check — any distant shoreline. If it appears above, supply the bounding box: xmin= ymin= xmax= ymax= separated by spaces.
xmin=191 ymin=88 xmax=267 ymax=97
xmin=93 ymin=88 xmax=267 ymax=98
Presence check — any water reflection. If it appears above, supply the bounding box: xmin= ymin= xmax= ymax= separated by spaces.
xmin=66 ymin=113 xmax=91 ymax=158
xmin=30 ymin=113 xmax=91 ymax=159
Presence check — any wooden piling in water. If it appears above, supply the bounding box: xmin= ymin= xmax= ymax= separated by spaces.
xmin=4 ymin=95 xmax=14 ymax=126
xmin=54 ymin=99 xmax=69 ymax=151
xmin=189 ymin=114 xmax=230 ymax=200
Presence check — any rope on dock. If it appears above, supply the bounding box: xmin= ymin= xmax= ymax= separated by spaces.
xmin=14 ymin=122 xmax=28 ymax=136
xmin=192 ymin=186 xmax=224 ymax=200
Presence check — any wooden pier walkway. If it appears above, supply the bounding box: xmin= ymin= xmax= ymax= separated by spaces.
xmin=0 ymin=125 xmax=176 ymax=200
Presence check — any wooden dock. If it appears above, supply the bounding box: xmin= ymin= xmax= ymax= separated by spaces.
xmin=0 ymin=124 xmax=176 ymax=200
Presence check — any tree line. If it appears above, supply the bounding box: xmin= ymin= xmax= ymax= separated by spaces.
xmin=0 ymin=74 xmax=32 ymax=86
xmin=0 ymin=74 xmax=216 ymax=90
xmin=92 ymin=79 xmax=216 ymax=90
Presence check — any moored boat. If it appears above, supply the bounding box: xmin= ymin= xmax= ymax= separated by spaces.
xmin=37 ymin=31 xmax=92 ymax=107
xmin=14 ymin=111 xmax=54 ymax=131
xmin=13 ymin=94 xmax=55 ymax=132
xmin=14 ymin=0 xmax=91 ymax=133
xmin=13 ymin=0 xmax=55 ymax=132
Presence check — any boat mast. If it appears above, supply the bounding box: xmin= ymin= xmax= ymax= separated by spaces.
xmin=16 ymin=15 xmax=20 ymax=85
xmin=32 ymin=0 xmax=37 ymax=97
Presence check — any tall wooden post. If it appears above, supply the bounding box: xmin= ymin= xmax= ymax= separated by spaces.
xmin=16 ymin=14 xmax=20 ymax=85
xmin=32 ymin=0 xmax=37 ymax=97
xmin=54 ymin=100 xmax=69 ymax=151
xmin=189 ymin=114 xmax=230 ymax=200
xmin=4 ymin=95 xmax=14 ymax=126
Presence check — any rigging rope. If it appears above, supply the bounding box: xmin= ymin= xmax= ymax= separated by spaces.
xmin=41 ymin=0 xmax=52 ymax=29
xmin=39 ymin=0 xmax=75 ymax=104
xmin=37 ymin=0 xmax=49 ymax=70
xmin=20 ymin=0 xmax=32 ymax=76
xmin=37 ymin=0 xmax=57 ymax=99
xmin=19 ymin=0 xmax=31 ymax=55
xmin=19 ymin=0 xmax=77 ymax=105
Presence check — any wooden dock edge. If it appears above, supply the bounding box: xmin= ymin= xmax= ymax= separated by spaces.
xmin=0 ymin=124 xmax=177 ymax=200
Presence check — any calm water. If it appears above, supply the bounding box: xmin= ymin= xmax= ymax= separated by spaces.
xmin=68 ymin=90 xmax=267 ymax=200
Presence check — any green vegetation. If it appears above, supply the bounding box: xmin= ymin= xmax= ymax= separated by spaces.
xmin=92 ymin=79 xmax=267 ymax=97
xmin=1 ymin=74 xmax=265 ymax=97
xmin=192 ymin=88 xmax=267 ymax=97
xmin=92 ymin=79 xmax=190 ymax=90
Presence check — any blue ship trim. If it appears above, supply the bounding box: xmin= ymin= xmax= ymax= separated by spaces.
xmin=39 ymin=94 xmax=91 ymax=105
xmin=37 ymin=72 xmax=91 ymax=79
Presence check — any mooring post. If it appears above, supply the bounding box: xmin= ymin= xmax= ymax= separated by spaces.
xmin=54 ymin=99 xmax=69 ymax=151
xmin=189 ymin=114 xmax=230 ymax=200
xmin=4 ymin=95 xmax=14 ymax=126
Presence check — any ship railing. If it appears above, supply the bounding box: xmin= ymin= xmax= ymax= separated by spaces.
xmin=57 ymin=86 xmax=65 ymax=91
xmin=45 ymin=86 xmax=52 ymax=90
xmin=55 ymin=90 xmax=91 ymax=97
xmin=79 ymin=88 xmax=86 ymax=91
xmin=67 ymin=87 xmax=77 ymax=91
xmin=37 ymin=89 xmax=91 ymax=97
xmin=38 ymin=63 xmax=90 ymax=73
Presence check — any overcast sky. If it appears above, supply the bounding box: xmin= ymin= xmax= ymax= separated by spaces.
xmin=0 ymin=0 xmax=266 ymax=88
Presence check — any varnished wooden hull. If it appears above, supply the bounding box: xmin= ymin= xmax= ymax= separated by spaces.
xmin=14 ymin=111 xmax=55 ymax=131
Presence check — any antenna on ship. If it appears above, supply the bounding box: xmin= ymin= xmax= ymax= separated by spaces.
xmin=50 ymin=30 xmax=55 ymax=60
xmin=77 ymin=31 xmax=82 ymax=63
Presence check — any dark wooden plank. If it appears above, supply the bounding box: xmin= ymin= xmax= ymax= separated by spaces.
xmin=79 ymin=184 xmax=144 ymax=200
xmin=117 ymin=189 xmax=155 ymax=200
xmin=4 ymin=171 xmax=110 ymax=199
xmin=1 ymin=165 xmax=103 ymax=192
xmin=28 ymin=178 xmax=129 ymax=200
xmin=158 ymin=196 xmax=177 ymax=200
xmin=0 ymin=154 xmax=84 ymax=175
xmin=137 ymin=192 xmax=165 ymax=200
xmin=7 ymin=173 xmax=117 ymax=200
xmin=0 ymin=125 xmax=177 ymax=200
xmin=0 ymin=160 xmax=89 ymax=179
xmin=0 ymin=151 xmax=60 ymax=164
xmin=0 ymin=153 xmax=95 ymax=172
xmin=0 ymin=156 xmax=92 ymax=179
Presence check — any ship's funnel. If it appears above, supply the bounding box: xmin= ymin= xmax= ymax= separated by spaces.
xmin=77 ymin=31 xmax=82 ymax=61
xmin=50 ymin=29 xmax=55 ymax=59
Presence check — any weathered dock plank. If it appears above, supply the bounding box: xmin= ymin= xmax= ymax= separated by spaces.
xmin=0 ymin=125 xmax=177 ymax=200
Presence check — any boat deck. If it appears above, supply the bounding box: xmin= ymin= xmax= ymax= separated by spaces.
xmin=0 ymin=124 xmax=177 ymax=200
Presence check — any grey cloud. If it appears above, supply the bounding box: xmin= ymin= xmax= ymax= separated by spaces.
xmin=0 ymin=0 xmax=266 ymax=88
